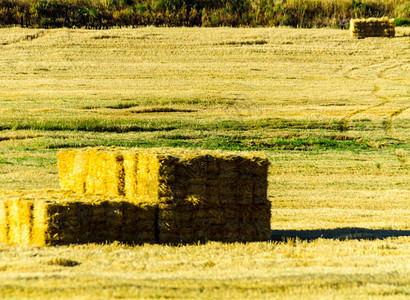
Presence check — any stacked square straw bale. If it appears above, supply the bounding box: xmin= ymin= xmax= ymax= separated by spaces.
xmin=0 ymin=190 xmax=156 ymax=246
xmin=350 ymin=17 xmax=395 ymax=38
xmin=1 ymin=147 xmax=271 ymax=246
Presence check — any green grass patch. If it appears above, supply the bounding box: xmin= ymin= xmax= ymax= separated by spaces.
xmin=0 ymin=118 xmax=175 ymax=133
xmin=395 ymin=18 xmax=410 ymax=27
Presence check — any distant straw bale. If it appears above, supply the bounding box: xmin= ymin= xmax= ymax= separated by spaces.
xmin=350 ymin=17 xmax=395 ymax=38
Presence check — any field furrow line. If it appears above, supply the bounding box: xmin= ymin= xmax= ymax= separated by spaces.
xmin=0 ymin=30 xmax=47 ymax=47
xmin=390 ymin=106 xmax=409 ymax=119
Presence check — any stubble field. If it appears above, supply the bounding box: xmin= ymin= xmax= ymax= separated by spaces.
xmin=0 ymin=26 xmax=409 ymax=298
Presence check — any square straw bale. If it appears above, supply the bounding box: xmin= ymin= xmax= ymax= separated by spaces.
xmin=218 ymin=156 xmax=241 ymax=180
xmin=121 ymin=201 xmax=156 ymax=244
xmin=57 ymin=150 xmax=77 ymax=191
xmin=85 ymin=149 xmax=125 ymax=197
xmin=0 ymin=200 xmax=9 ymax=244
xmin=32 ymin=200 xmax=85 ymax=246
xmin=238 ymin=224 xmax=258 ymax=242
xmin=253 ymin=181 xmax=268 ymax=204
xmin=101 ymin=151 xmax=125 ymax=196
xmin=85 ymin=148 xmax=106 ymax=195
xmin=134 ymin=152 xmax=160 ymax=203
xmin=7 ymin=199 xmax=21 ymax=245
xmin=105 ymin=201 xmax=124 ymax=242
xmin=123 ymin=152 xmax=139 ymax=199
xmin=157 ymin=203 xmax=189 ymax=244
xmin=350 ymin=18 xmax=395 ymax=38
xmin=19 ymin=199 xmax=34 ymax=244
xmin=71 ymin=149 xmax=90 ymax=193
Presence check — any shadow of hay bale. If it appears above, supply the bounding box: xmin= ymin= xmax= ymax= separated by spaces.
xmin=271 ymin=228 xmax=410 ymax=241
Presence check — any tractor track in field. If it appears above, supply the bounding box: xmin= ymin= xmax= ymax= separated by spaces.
xmin=341 ymin=60 xmax=408 ymax=129
xmin=389 ymin=107 xmax=409 ymax=119
xmin=341 ymin=64 xmax=389 ymax=125
xmin=0 ymin=30 xmax=47 ymax=47
xmin=376 ymin=61 xmax=410 ymax=83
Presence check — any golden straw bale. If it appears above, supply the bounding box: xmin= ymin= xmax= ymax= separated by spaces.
xmin=85 ymin=148 xmax=105 ymax=195
xmin=7 ymin=199 xmax=21 ymax=244
xmin=32 ymin=199 xmax=82 ymax=246
xmin=105 ymin=201 xmax=124 ymax=242
xmin=83 ymin=148 xmax=125 ymax=196
xmin=19 ymin=199 xmax=34 ymax=244
xmin=0 ymin=200 xmax=9 ymax=243
xmin=350 ymin=17 xmax=395 ymax=38
xmin=57 ymin=150 xmax=77 ymax=191
xmin=72 ymin=149 xmax=90 ymax=193
xmin=135 ymin=152 xmax=160 ymax=203
xmin=101 ymin=151 xmax=125 ymax=196
xmin=123 ymin=152 xmax=139 ymax=199
xmin=238 ymin=224 xmax=258 ymax=242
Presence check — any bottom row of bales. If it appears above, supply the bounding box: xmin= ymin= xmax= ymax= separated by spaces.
xmin=0 ymin=190 xmax=271 ymax=246
xmin=0 ymin=191 xmax=156 ymax=246
xmin=159 ymin=201 xmax=271 ymax=243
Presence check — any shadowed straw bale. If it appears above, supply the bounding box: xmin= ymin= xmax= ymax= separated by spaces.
xmin=121 ymin=201 xmax=156 ymax=244
xmin=350 ymin=17 xmax=395 ymax=38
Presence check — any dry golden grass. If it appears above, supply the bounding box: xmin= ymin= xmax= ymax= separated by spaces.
xmin=0 ymin=26 xmax=409 ymax=298
xmin=0 ymin=238 xmax=409 ymax=299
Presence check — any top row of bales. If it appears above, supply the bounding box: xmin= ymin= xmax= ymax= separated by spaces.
xmin=350 ymin=17 xmax=395 ymax=38
xmin=58 ymin=147 xmax=270 ymax=207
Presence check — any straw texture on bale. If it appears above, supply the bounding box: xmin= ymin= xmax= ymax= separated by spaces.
xmin=0 ymin=190 xmax=156 ymax=246
xmin=57 ymin=147 xmax=271 ymax=243
xmin=350 ymin=17 xmax=395 ymax=38
xmin=0 ymin=199 xmax=9 ymax=244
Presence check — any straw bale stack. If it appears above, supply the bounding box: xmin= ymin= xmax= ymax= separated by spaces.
xmin=350 ymin=17 xmax=395 ymax=38
xmin=0 ymin=190 xmax=156 ymax=246
xmin=47 ymin=147 xmax=272 ymax=244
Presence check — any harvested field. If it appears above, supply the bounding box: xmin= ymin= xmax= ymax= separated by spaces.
xmin=0 ymin=27 xmax=409 ymax=298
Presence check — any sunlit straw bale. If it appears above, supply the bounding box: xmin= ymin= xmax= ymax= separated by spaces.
xmin=350 ymin=17 xmax=395 ymax=38
xmin=86 ymin=149 xmax=125 ymax=196
xmin=0 ymin=199 xmax=9 ymax=243
xmin=57 ymin=150 xmax=77 ymax=192
xmin=123 ymin=152 xmax=139 ymax=199
xmin=7 ymin=199 xmax=21 ymax=244
xmin=58 ymin=149 xmax=90 ymax=193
